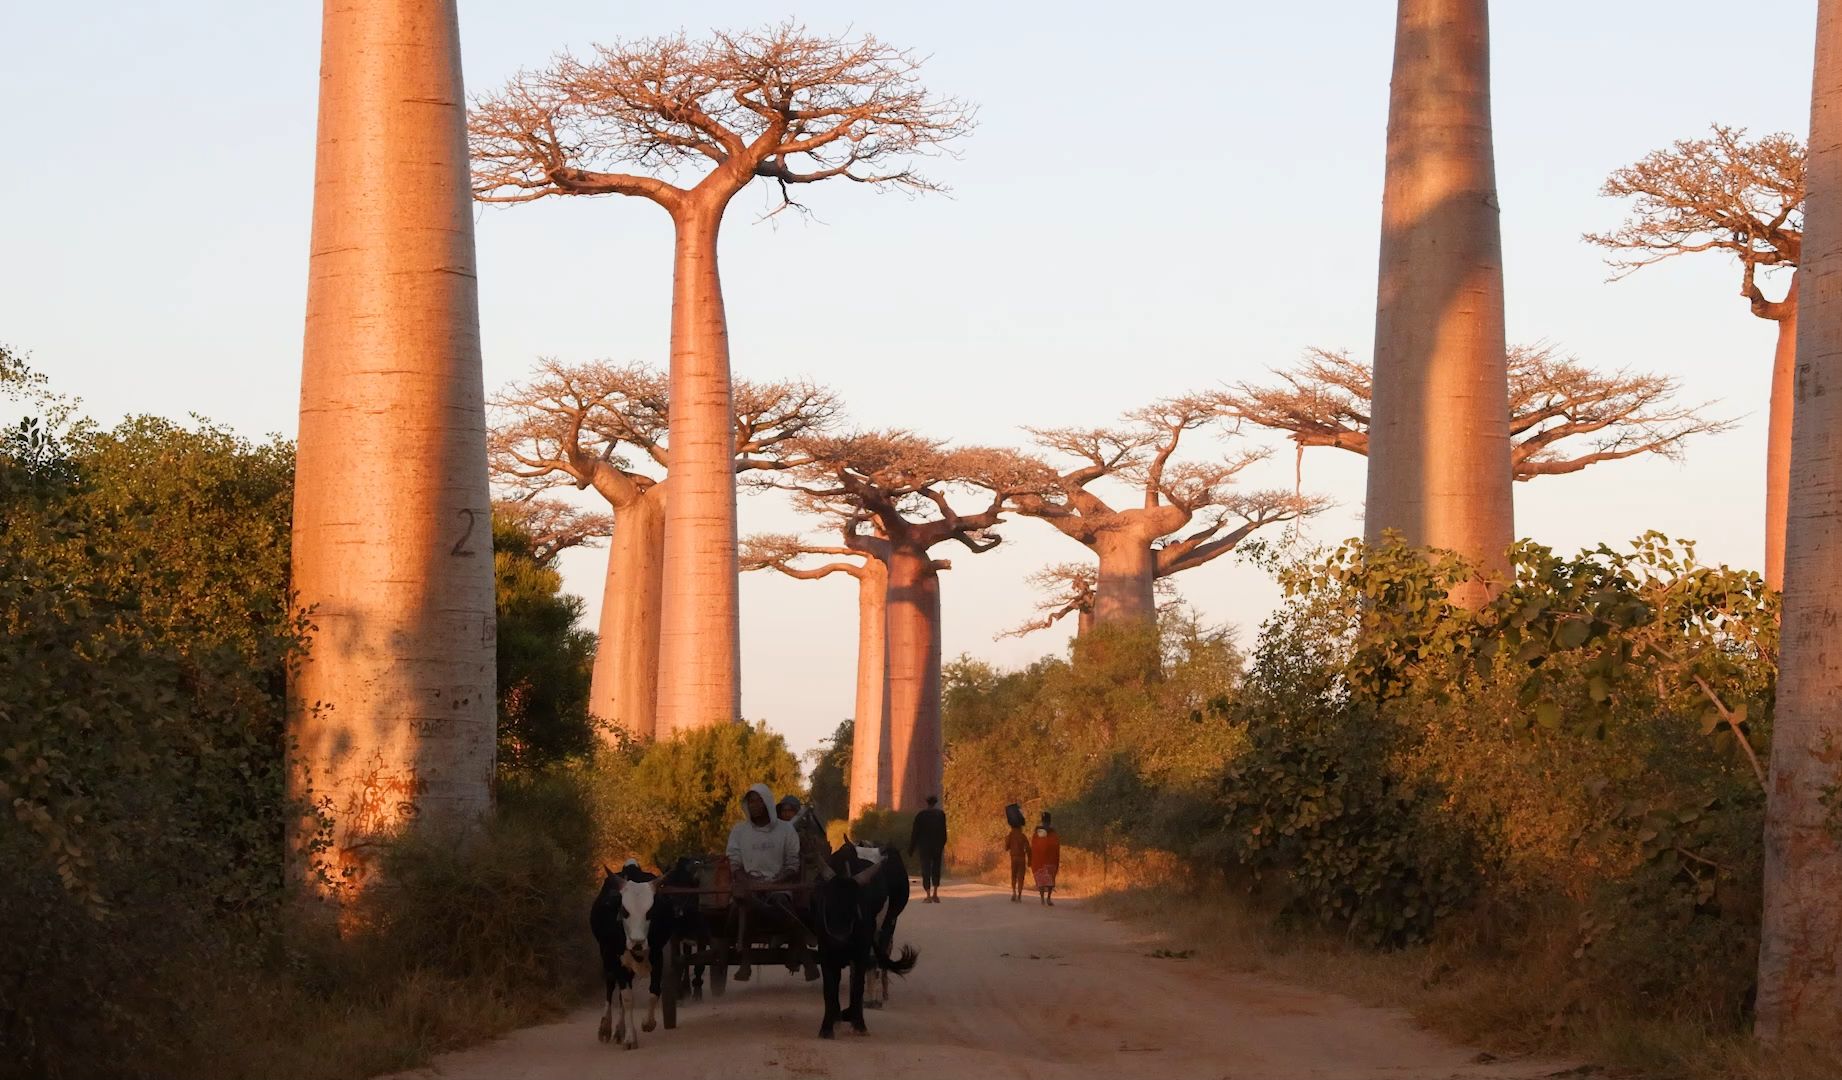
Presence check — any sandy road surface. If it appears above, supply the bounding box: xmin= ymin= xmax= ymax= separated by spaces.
xmin=382 ymin=882 xmax=1566 ymax=1080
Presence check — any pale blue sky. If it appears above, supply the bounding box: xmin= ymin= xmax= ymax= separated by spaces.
xmin=0 ymin=1 xmax=1815 ymax=757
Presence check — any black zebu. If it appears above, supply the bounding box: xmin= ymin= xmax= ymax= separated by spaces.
xmin=589 ymin=859 xmax=705 ymax=1049
xmin=810 ymin=842 xmax=918 ymax=1039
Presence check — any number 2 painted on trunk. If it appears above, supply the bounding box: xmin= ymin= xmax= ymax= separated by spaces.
xmin=452 ymin=508 xmax=479 ymax=557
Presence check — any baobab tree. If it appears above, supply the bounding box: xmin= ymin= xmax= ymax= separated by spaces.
xmin=1588 ymin=126 xmax=1805 ymax=589
xmin=1368 ymin=0 xmax=1515 ymax=594
xmin=781 ymin=432 xmax=1047 ymax=809
xmin=1008 ymin=397 xmax=1324 ymax=631
xmin=741 ymin=529 xmax=891 ymax=815
xmin=1757 ymin=1 xmax=1842 ymax=1042
xmin=490 ymin=359 xmax=837 ymax=740
xmin=288 ymin=0 xmax=496 ymax=893
xmin=472 ymin=25 xmax=974 ymax=735
xmin=1216 ymin=345 xmax=1730 ymax=484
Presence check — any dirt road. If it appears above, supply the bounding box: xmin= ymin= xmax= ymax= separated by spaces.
xmin=383 ymin=882 xmax=1563 ymax=1080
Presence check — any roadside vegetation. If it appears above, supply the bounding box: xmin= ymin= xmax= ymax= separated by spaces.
xmin=0 ymin=356 xmax=801 ymax=1080
xmin=942 ymin=537 xmax=1832 ymax=1079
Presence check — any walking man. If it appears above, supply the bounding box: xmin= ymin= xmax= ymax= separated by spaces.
xmin=908 ymin=795 xmax=948 ymax=903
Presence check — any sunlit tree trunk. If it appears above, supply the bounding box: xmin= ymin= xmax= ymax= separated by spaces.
xmin=1757 ymin=4 xmax=1842 ymax=1043
xmin=848 ymin=556 xmax=891 ymax=815
xmin=656 ymin=206 xmax=741 ymax=736
xmin=288 ymin=0 xmax=495 ymax=892
xmin=1766 ymin=276 xmax=1800 ymax=592
xmin=1365 ymin=0 xmax=1514 ymax=597
xmin=589 ymin=485 xmax=664 ymax=742
xmin=1092 ymin=530 xmax=1157 ymax=625
xmin=884 ymin=544 xmax=943 ymax=812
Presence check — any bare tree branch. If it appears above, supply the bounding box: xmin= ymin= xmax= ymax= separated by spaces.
xmin=492 ymin=496 xmax=615 ymax=562
xmin=1586 ymin=124 xmax=1803 ymax=317
xmin=1215 ymin=345 xmax=1733 ymax=483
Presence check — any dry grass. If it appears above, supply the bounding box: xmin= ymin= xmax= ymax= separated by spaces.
xmin=1081 ymin=868 xmax=1840 ymax=1080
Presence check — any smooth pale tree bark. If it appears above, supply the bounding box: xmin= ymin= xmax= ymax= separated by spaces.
xmin=657 ymin=207 xmax=743 ymax=736
xmin=1366 ymin=0 xmax=1515 ymax=593
xmin=1757 ymin=4 xmax=1842 ymax=1042
xmin=288 ymin=0 xmax=494 ymax=891
xmin=1092 ymin=524 xmax=1167 ymax=625
xmin=1765 ymin=276 xmax=1800 ymax=591
xmin=885 ymin=543 xmax=946 ymax=812
xmin=850 ymin=554 xmax=892 ymax=814
xmin=590 ymin=484 xmax=666 ymax=741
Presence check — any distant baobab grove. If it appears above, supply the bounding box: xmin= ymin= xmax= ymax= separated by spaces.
xmin=7 ymin=0 xmax=1842 ymax=1075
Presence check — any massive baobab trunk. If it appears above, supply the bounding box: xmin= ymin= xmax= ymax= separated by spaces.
xmin=1092 ymin=529 xmax=1158 ymax=625
xmin=849 ymin=556 xmax=892 ymax=814
xmin=656 ymin=208 xmax=742 ymax=737
xmin=884 ymin=544 xmax=944 ymax=812
xmin=1766 ymin=275 xmax=1800 ymax=592
xmin=1365 ymin=0 xmax=1514 ymax=589
xmin=1757 ymin=4 xmax=1842 ymax=1042
xmin=288 ymin=0 xmax=495 ymax=890
xmin=589 ymin=485 xmax=665 ymax=741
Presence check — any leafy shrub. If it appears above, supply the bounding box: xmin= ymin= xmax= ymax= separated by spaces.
xmin=621 ymin=722 xmax=804 ymax=864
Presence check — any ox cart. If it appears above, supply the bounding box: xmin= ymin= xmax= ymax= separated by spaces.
xmin=651 ymin=860 xmax=823 ymax=1030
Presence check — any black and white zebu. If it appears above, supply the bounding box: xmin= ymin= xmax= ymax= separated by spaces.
xmin=810 ymin=842 xmax=918 ymax=1039
xmin=589 ymin=860 xmax=705 ymax=1050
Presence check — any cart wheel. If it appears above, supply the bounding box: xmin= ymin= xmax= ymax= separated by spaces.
xmin=662 ymin=944 xmax=679 ymax=1030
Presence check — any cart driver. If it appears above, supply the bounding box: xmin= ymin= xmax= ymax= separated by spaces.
xmin=726 ymin=783 xmax=801 ymax=885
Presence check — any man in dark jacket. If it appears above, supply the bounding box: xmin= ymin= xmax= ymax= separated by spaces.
xmin=908 ymin=795 xmax=948 ymax=903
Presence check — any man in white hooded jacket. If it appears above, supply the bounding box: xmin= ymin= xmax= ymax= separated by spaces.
xmin=725 ymin=783 xmax=808 ymax=981
xmin=726 ymin=783 xmax=801 ymax=883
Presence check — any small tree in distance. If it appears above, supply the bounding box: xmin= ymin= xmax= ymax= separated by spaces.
xmin=472 ymin=24 xmax=975 ymax=736
xmin=778 ymin=432 xmax=1047 ymax=810
xmin=1007 ymin=396 xmax=1324 ymax=632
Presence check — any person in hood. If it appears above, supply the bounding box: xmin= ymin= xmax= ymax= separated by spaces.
xmin=726 ymin=783 xmax=801 ymax=883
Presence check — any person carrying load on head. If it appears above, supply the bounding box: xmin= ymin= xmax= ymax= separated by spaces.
xmin=1003 ymin=805 xmax=1031 ymax=903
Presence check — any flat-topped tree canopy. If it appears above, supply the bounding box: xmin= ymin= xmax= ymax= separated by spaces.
xmin=1587 ymin=125 xmax=1804 ymax=308
xmin=779 ymin=430 xmax=1053 ymax=547
xmin=1216 ymin=345 xmax=1731 ymax=483
xmin=470 ymin=22 xmax=977 ymax=214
